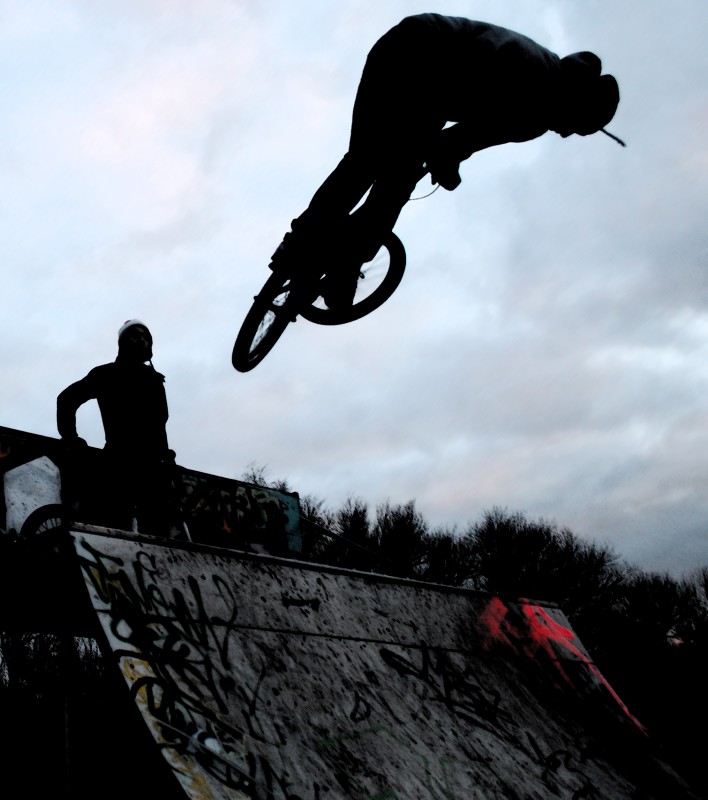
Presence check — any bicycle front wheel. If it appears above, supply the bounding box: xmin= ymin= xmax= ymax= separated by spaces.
xmin=232 ymin=270 xmax=299 ymax=372
xmin=300 ymin=232 xmax=406 ymax=326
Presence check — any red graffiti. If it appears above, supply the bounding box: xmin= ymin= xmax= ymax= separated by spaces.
xmin=477 ymin=596 xmax=645 ymax=734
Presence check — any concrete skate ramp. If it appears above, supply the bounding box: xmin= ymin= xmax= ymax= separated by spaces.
xmin=73 ymin=530 xmax=694 ymax=799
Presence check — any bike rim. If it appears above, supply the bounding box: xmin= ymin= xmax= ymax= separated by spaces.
xmin=249 ymin=281 xmax=293 ymax=358
xmin=300 ymin=233 xmax=405 ymax=326
xmin=308 ymin=247 xmax=389 ymax=313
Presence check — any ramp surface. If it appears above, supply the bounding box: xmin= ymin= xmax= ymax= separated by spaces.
xmin=73 ymin=530 xmax=697 ymax=799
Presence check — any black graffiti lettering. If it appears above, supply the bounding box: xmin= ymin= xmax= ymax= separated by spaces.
xmin=240 ymin=662 xmax=278 ymax=744
xmin=524 ymin=731 xmax=601 ymax=796
xmin=79 ymin=541 xmax=247 ymax=744
xmin=349 ymin=690 xmax=372 ymax=723
xmin=258 ymin=754 xmax=307 ymax=800
xmin=120 ymin=587 xmax=237 ymax=714
xmin=379 ymin=643 xmax=509 ymax=733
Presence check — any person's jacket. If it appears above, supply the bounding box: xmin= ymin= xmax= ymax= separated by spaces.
xmin=397 ymin=14 xmax=563 ymax=158
xmin=57 ymin=359 xmax=170 ymax=460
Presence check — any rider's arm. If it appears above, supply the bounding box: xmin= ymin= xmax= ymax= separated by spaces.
xmin=426 ymin=123 xmax=509 ymax=190
xmin=57 ymin=372 xmax=97 ymax=442
xmin=438 ymin=122 xmax=509 ymax=162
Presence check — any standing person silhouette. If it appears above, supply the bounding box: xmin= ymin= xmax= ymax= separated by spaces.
xmin=57 ymin=320 xmax=182 ymax=537
xmin=270 ymin=13 xmax=622 ymax=309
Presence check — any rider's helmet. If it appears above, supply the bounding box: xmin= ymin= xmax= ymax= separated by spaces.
xmin=118 ymin=319 xmax=151 ymax=343
xmin=117 ymin=319 xmax=153 ymax=363
xmin=557 ymin=51 xmax=621 ymax=141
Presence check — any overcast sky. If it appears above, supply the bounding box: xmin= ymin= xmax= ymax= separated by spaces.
xmin=2 ymin=0 xmax=707 ymax=577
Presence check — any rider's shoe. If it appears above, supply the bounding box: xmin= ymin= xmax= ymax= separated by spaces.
xmin=321 ymin=261 xmax=362 ymax=310
xmin=360 ymin=240 xmax=381 ymax=264
xmin=320 ymin=231 xmax=384 ymax=309
xmin=269 ymin=227 xmax=299 ymax=270
xmin=270 ymin=214 xmax=348 ymax=266
xmin=268 ymin=217 xmax=319 ymax=269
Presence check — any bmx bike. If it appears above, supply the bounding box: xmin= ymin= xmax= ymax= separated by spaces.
xmin=231 ymin=231 xmax=407 ymax=373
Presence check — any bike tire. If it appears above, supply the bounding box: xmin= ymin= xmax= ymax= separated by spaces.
xmin=20 ymin=504 xmax=66 ymax=538
xmin=232 ymin=270 xmax=300 ymax=372
xmin=299 ymin=232 xmax=406 ymax=326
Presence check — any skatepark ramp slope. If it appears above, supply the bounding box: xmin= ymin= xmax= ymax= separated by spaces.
xmin=64 ymin=529 xmax=699 ymax=799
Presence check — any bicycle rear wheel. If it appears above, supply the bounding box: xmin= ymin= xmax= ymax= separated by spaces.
xmin=300 ymin=232 xmax=406 ymax=326
xmin=232 ymin=270 xmax=300 ymax=372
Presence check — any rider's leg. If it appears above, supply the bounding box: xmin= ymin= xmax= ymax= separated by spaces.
xmin=273 ymin=18 xmax=439 ymax=267
xmin=276 ymin=16 xmax=445 ymax=294
xmin=347 ymin=160 xmax=425 ymax=260
xmin=294 ymin=21 xmax=425 ymax=230
xmin=318 ymin=145 xmax=428 ymax=311
xmin=319 ymin=159 xmax=421 ymax=310
xmin=316 ymin=60 xmax=435 ymax=308
xmin=301 ymin=152 xmax=374 ymax=222
xmin=343 ymin=21 xmax=444 ymax=262
xmin=270 ymin=152 xmax=374 ymax=267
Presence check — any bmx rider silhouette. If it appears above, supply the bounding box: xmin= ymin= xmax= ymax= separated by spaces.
xmin=270 ymin=13 xmax=621 ymax=310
